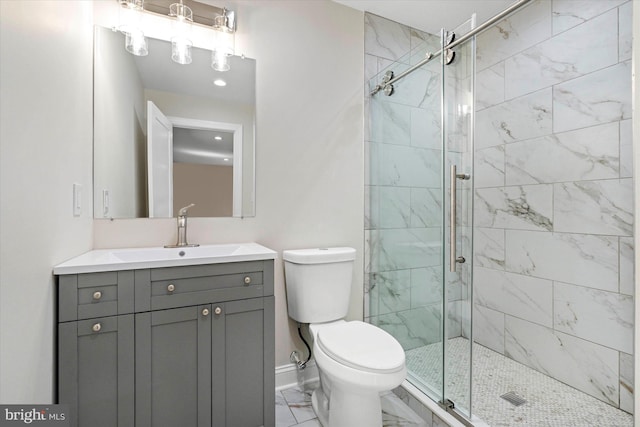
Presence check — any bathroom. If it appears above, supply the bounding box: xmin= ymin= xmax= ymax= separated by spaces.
xmin=0 ymin=0 xmax=637 ymax=426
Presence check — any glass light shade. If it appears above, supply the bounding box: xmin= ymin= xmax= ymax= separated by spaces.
xmin=169 ymin=1 xmax=193 ymax=22
xmin=213 ymin=28 xmax=234 ymax=56
xmin=211 ymin=49 xmax=230 ymax=72
xmin=211 ymin=29 xmax=234 ymax=72
xmin=125 ymin=29 xmax=148 ymax=56
xmin=171 ymin=37 xmax=192 ymax=65
xmin=119 ymin=0 xmax=144 ymax=9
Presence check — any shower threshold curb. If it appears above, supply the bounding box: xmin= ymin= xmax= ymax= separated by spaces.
xmin=399 ymin=380 xmax=490 ymax=427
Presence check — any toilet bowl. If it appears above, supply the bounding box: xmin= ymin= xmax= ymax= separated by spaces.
xmin=310 ymin=320 xmax=406 ymax=427
xmin=282 ymin=247 xmax=407 ymax=427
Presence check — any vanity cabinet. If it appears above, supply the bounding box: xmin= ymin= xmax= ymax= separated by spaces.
xmin=57 ymin=259 xmax=275 ymax=427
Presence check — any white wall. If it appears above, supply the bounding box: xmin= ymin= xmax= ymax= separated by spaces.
xmin=0 ymin=1 xmax=94 ymax=403
xmin=94 ymin=0 xmax=365 ymax=368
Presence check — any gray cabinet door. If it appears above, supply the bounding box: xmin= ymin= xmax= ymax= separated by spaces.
xmin=58 ymin=315 xmax=134 ymax=427
xmin=223 ymin=296 xmax=275 ymax=427
xmin=136 ymin=297 xmax=274 ymax=427
xmin=136 ymin=305 xmax=213 ymax=427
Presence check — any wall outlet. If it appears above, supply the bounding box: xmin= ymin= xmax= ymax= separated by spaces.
xmin=73 ymin=183 xmax=82 ymax=217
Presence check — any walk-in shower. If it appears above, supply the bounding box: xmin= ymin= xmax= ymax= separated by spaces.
xmin=365 ymin=0 xmax=634 ymax=425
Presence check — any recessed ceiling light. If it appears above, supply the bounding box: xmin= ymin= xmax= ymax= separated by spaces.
xmin=214 ymin=136 xmax=222 ymax=140
xmin=213 ymin=79 xmax=227 ymax=87
xmin=223 ymin=158 xmax=229 ymax=162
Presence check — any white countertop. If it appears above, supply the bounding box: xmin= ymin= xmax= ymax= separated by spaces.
xmin=53 ymin=243 xmax=277 ymax=275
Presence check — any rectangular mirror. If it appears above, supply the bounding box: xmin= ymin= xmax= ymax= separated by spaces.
xmin=93 ymin=25 xmax=256 ymax=218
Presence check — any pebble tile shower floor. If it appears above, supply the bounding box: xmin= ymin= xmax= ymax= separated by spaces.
xmin=405 ymin=337 xmax=633 ymax=427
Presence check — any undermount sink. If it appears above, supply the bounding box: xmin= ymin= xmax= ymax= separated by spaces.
xmin=53 ymin=243 xmax=277 ymax=275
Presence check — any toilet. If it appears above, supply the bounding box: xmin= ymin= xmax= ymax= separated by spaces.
xmin=283 ymin=247 xmax=406 ymax=427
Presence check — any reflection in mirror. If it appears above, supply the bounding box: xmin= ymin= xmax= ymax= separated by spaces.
xmin=93 ymin=25 xmax=256 ymax=219
xmin=173 ymin=127 xmax=235 ymax=216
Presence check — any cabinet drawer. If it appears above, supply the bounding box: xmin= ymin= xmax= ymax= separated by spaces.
xmin=134 ymin=261 xmax=274 ymax=312
xmin=58 ymin=271 xmax=135 ymax=322
xmin=151 ymin=272 xmax=264 ymax=310
xmin=78 ymin=284 xmax=118 ymax=320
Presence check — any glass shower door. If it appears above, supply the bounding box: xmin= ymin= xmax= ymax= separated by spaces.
xmin=366 ymin=15 xmax=475 ymax=422
xmin=366 ymin=34 xmax=446 ymax=405
xmin=442 ymin=17 xmax=476 ymax=420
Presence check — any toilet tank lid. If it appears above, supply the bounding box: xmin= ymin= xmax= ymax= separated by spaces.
xmin=282 ymin=247 xmax=356 ymax=264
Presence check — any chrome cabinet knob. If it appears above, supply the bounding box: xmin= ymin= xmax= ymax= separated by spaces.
xmin=202 ymin=308 xmax=210 ymax=316
xmin=167 ymin=284 xmax=175 ymax=293
xmin=214 ymin=307 xmax=222 ymax=315
xmin=93 ymin=291 xmax=102 ymax=300
xmin=92 ymin=323 xmax=102 ymax=333
xmin=244 ymin=276 xmax=251 ymax=285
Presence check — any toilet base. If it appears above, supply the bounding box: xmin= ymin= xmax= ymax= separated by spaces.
xmin=311 ymin=384 xmax=383 ymax=427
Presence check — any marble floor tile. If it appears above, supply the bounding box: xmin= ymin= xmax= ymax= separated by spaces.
xmin=277 ymin=383 xmax=428 ymax=427
xmin=292 ymin=420 xmax=322 ymax=427
xmin=276 ymin=391 xmax=298 ymax=427
xmin=281 ymin=385 xmax=317 ymax=424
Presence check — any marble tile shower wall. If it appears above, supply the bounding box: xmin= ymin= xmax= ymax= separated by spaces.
xmin=364 ymin=13 xmax=470 ymax=355
xmin=473 ymin=0 xmax=633 ymax=413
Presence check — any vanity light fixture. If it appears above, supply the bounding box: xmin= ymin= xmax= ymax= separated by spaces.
xmin=118 ymin=0 xmax=148 ymax=56
xmin=169 ymin=0 xmax=193 ymax=65
xmin=116 ymin=0 xmax=237 ymax=70
xmin=213 ymin=79 xmax=227 ymax=87
xmin=211 ymin=8 xmax=236 ymax=72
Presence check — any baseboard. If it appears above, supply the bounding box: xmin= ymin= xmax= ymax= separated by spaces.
xmin=275 ymin=361 xmax=319 ymax=391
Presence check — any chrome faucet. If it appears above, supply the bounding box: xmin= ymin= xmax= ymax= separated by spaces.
xmin=165 ymin=203 xmax=199 ymax=248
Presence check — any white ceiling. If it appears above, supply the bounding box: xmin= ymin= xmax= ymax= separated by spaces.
xmin=173 ymin=127 xmax=234 ymax=166
xmin=333 ymin=0 xmax=515 ymax=34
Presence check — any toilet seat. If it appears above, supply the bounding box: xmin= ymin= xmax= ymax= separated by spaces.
xmin=316 ymin=321 xmax=405 ymax=374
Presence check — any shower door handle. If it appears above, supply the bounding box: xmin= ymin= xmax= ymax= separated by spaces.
xmin=450 ymin=165 xmax=470 ymax=272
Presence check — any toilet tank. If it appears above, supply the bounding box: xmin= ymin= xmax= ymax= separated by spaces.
xmin=283 ymin=247 xmax=356 ymax=324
